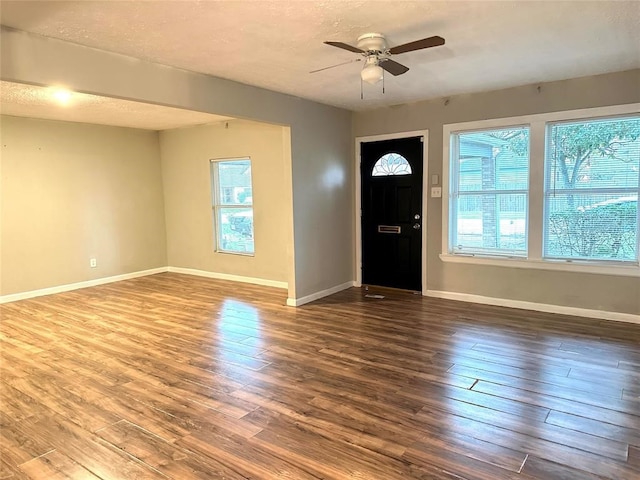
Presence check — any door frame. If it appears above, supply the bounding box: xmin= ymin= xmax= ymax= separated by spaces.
xmin=355 ymin=130 xmax=429 ymax=295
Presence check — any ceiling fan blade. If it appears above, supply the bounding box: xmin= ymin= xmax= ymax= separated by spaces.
xmin=310 ymin=58 xmax=362 ymax=74
xmin=324 ymin=41 xmax=365 ymax=54
xmin=380 ymin=59 xmax=409 ymax=76
xmin=389 ymin=35 xmax=445 ymax=55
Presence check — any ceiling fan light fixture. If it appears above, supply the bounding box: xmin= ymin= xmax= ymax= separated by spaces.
xmin=323 ymin=32 xmax=445 ymax=91
xmin=361 ymin=63 xmax=384 ymax=85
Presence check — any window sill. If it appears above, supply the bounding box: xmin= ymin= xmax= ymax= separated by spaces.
xmin=215 ymin=250 xmax=255 ymax=257
xmin=439 ymin=253 xmax=640 ymax=277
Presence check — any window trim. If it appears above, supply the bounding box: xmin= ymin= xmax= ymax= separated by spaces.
xmin=442 ymin=103 xmax=640 ymax=277
xmin=448 ymin=124 xmax=531 ymax=257
xmin=210 ymin=157 xmax=255 ymax=256
xmin=542 ymin=116 xmax=640 ymax=264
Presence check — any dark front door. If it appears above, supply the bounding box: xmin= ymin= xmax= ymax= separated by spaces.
xmin=361 ymin=136 xmax=423 ymax=291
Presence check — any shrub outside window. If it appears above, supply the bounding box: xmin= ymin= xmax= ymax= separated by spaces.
xmin=211 ymin=159 xmax=254 ymax=255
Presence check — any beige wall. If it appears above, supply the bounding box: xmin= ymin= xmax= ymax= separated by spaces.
xmin=353 ymin=69 xmax=640 ymax=315
xmin=159 ymin=120 xmax=288 ymax=282
xmin=0 ymin=27 xmax=353 ymax=301
xmin=0 ymin=115 xmax=167 ymax=295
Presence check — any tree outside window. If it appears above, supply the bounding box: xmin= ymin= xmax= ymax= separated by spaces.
xmin=544 ymin=117 xmax=640 ymax=261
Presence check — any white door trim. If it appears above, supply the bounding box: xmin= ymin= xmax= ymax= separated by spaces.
xmin=355 ymin=130 xmax=429 ymax=294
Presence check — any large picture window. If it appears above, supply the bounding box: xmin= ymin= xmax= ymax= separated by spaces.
xmin=544 ymin=117 xmax=639 ymax=262
xmin=443 ymin=105 xmax=640 ymax=275
xmin=211 ymin=158 xmax=254 ymax=255
xmin=449 ymin=127 xmax=530 ymax=256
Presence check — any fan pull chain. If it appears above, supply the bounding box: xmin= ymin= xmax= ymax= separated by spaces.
xmin=360 ymin=78 xmax=363 ymax=100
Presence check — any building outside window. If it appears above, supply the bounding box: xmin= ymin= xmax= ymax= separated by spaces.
xmin=449 ymin=127 xmax=530 ymax=257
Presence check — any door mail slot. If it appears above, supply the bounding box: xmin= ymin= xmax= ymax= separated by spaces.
xmin=378 ymin=225 xmax=401 ymax=234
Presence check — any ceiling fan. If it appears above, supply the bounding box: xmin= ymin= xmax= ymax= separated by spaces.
xmin=315 ymin=33 xmax=445 ymax=85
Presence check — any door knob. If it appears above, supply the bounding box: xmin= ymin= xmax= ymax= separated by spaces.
xmin=413 ymin=223 xmax=421 ymax=230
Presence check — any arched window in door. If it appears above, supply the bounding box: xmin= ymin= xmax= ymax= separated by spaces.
xmin=371 ymin=152 xmax=412 ymax=176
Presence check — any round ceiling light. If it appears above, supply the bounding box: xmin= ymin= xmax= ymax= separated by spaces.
xmin=361 ymin=56 xmax=384 ymax=85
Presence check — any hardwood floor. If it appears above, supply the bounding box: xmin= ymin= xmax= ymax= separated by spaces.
xmin=1 ymin=273 xmax=639 ymax=479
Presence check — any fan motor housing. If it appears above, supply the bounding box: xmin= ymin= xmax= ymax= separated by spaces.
xmin=357 ymin=33 xmax=387 ymax=53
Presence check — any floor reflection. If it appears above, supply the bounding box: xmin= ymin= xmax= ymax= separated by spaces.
xmin=207 ymin=299 xmax=269 ymax=380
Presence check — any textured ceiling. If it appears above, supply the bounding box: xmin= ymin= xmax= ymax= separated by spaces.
xmin=1 ymin=0 xmax=639 ymax=115
xmin=0 ymin=81 xmax=232 ymax=130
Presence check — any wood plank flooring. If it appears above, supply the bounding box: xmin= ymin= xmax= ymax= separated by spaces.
xmin=1 ymin=272 xmax=639 ymax=479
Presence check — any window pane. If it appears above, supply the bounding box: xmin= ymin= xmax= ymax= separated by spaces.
xmin=218 ymin=160 xmax=252 ymax=205
xmin=456 ymin=128 xmax=529 ymax=192
xmin=372 ymin=153 xmax=412 ymax=176
xmin=211 ymin=158 xmax=254 ymax=255
xmin=453 ymin=193 xmax=527 ymax=255
xmin=544 ymin=117 xmax=640 ymax=262
xmin=219 ymin=207 xmax=254 ymax=254
xmin=451 ymin=127 xmax=529 ymax=256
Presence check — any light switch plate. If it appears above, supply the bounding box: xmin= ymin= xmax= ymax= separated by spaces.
xmin=431 ymin=187 xmax=442 ymax=198
xmin=431 ymin=174 xmax=439 ymax=185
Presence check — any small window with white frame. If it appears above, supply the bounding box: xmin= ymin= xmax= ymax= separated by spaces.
xmin=210 ymin=158 xmax=254 ymax=255
xmin=448 ymin=126 xmax=530 ymax=257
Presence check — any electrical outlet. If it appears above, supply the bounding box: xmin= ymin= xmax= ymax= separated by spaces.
xmin=431 ymin=187 xmax=442 ymax=198
xmin=90 ymin=258 xmax=97 ymax=268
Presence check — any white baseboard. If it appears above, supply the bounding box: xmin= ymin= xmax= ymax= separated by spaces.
xmin=167 ymin=266 xmax=287 ymax=290
xmin=0 ymin=267 xmax=168 ymax=304
xmin=425 ymin=289 xmax=640 ymax=325
xmin=287 ymin=281 xmax=355 ymax=307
